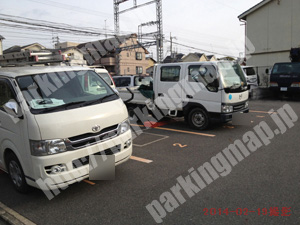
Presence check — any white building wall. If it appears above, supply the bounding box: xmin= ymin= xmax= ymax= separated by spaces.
xmin=244 ymin=0 xmax=300 ymax=86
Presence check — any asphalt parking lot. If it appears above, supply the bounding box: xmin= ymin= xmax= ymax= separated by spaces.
xmin=0 ymin=89 xmax=300 ymax=225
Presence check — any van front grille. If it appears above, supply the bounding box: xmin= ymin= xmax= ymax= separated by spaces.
xmin=65 ymin=124 xmax=119 ymax=150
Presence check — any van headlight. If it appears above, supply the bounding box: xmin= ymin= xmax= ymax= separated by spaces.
xmin=118 ymin=119 xmax=130 ymax=135
xmin=221 ymin=104 xmax=233 ymax=113
xmin=30 ymin=139 xmax=67 ymax=156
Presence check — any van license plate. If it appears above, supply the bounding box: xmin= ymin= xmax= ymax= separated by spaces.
xmin=280 ymin=87 xmax=287 ymax=91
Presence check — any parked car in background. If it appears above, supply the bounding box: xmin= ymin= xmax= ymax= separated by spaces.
xmin=113 ymin=75 xmax=153 ymax=88
xmin=93 ymin=68 xmax=116 ymax=89
xmin=269 ymin=62 xmax=300 ymax=93
xmin=242 ymin=66 xmax=259 ymax=89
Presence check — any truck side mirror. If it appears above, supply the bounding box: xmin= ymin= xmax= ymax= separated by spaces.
xmin=3 ymin=100 xmax=23 ymax=119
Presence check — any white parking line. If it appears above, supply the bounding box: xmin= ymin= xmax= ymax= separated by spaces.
xmin=133 ymin=132 xmax=169 ymax=147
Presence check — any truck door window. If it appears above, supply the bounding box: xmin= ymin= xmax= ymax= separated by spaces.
xmin=188 ymin=65 xmax=219 ymax=92
xmin=160 ymin=66 xmax=181 ymax=82
xmin=0 ymin=79 xmax=17 ymax=112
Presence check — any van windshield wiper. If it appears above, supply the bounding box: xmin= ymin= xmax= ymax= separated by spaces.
xmin=83 ymin=93 xmax=117 ymax=106
xmin=38 ymin=101 xmax=86 ymax=113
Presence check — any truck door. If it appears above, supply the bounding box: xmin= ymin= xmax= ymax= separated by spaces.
xmin=154 ymin=65 xmax=183 ymax=110
xmin=184 ymin=64 xmax=222 ymax=113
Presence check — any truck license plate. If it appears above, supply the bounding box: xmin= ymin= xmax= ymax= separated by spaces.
xmin=280 ymin=87 xmax=288 ymax=91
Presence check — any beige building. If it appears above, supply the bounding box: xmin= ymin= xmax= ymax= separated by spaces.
xmin=206 ymin=55 xmax=217 ymax=61
xmin=182 ymin=53 xmax=208 ymax=62
xmin=55 ymin=42 xmax=79 ymax=49
xmin=60 ymin=47 xmax=86 ymax=66
xmin=238 ymin=0 xmax=300 ymax=84
xmin=77 ymin=34 xmax=149 ymax=76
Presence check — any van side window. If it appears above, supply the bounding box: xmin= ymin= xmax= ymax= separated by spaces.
xmin=161 ymin=66 xmax=181 ymax=82
xmin=0 ymin=79 xmax=17 ymax=111
xmin=188 ymin=65 xmax=219 ymax=92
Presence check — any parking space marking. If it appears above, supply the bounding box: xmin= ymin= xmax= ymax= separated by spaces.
xmin=83 ymin=180 xmax=96 ymax=185
xmin=133 ymin=132 xmax=169 ymax=147
xmin=154 ymin=127 xmax=215 ymax=137
xmin=130 ymin=156 xmax=153 ymax=164
xmin=256 ymin=115 xmax=265 ymax=118
xmin=131 ymin=124 xmax=215 ymax=137
xmin=250 ymin=110 xmax=277 ymax=114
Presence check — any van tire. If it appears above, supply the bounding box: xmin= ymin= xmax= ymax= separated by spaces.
xmin=6 ymin=153 xmax=29 ymax=193
xmin=188 ymin=108 xmax=210 ymax=130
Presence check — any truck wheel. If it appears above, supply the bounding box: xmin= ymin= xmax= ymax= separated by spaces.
xmin=6 ymin=153 xmax=29 ymax=193
xmin=188 ymin=108 xmax=210 ymax=130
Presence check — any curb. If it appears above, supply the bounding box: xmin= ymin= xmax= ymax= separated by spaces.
xmin=0 ymin=202 xmax=36 ymax=225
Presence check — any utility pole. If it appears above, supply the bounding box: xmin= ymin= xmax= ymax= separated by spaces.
xmin=170 ymin=32 xmax=176 ymax=58
xmin=104 ymin=19 xmax=107 ymax=38
xmin=52 ymin=35 xmax=59 ymax=49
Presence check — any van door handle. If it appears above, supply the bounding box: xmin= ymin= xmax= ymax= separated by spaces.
xmin=187 ymin=95 xmax=193 ymax=99
xmin=158 ymin=93 xmax=164 ymax=97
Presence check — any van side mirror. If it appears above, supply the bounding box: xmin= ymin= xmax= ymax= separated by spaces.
xmin=265 ymin=68 xmax=269 ymax=74
xmin=3 ymin=100 xmax=23 ymax=119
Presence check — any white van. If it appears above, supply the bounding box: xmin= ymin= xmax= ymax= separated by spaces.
xmin=93 ymin=68 xmax=116 ymax=89
xmin=119 ymin=61 xmax=249 ymax=130
xmin=242 ymin=66 xmax=259 ymax=88
xmin=0 ymin=66 xmax=132 ymax=192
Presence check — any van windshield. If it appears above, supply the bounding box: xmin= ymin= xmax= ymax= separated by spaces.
xmin=218 ymin=62 xmax=247 ymax=92
xmin=17 ymin=70 xmax=118 ymax=114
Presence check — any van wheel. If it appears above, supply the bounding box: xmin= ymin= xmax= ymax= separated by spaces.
xmin=188 ymin=108 xmax=210 ymax=130
xmin=6 ymin=153 xmax=29 ymax=193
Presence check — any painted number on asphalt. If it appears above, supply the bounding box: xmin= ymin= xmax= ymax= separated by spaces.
xmin=173 ymin=143 xmax=187 ymax=148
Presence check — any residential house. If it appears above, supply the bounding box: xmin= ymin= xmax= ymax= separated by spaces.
xmin=0 ymin=35 xmax=4 ymax=55
xmin=55 ymin=42 xmax=79 ymax=49
xmin=3 ymin=43 xmax=46 ymax=54
xmin=181 ymin=53 xmax=208 ymax=62
xmin=163 ymin=53 xmax=184 ymax=63
xmin=146 ymin=57 xmax=157 ymax=76
xmin=238 ymin=0 xmax=300 ymax=84
xmin=59 ymin=46 xmax=87 ymax=66
xmin=206 ymin=55 xmax=217 ymax=61
xmin=77 ymin=34 xmax=149 ymax=76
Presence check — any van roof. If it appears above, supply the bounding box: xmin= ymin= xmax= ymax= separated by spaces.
xmin=155 ymin=61 xmax=224 ymax=67
xmin=0 ymin=66 xmax=91 ymax=78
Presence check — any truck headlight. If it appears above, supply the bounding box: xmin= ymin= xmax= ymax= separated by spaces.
xmin=30 ymin=139 xmax=67 ymax=156
xmin=221 ymin=104 xmax=233 ymax=113
xmin=245 ymin=101 xmax=249 ymax=109
xmin=118 ymin=119 xmax=130 ymax=135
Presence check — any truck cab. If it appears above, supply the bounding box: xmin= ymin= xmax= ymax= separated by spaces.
xmin=153 ymin=61 xmax=249 ymax=129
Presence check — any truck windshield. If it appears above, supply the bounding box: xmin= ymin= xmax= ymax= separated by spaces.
xmin=218 ymin=62 xmax=247 ymax=92
xmin=271 ymin=63 xmax=300 ymax=75
xmin=17 ymin=70 xmax=118 ymax=114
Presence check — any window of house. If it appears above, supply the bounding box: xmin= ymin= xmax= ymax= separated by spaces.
xmin=127 ymin=67 xmax=130 ymax=72
xmin=136 ymin=66 xmax=143 ymax=74
xmin=127 ymin=52 xmax=129 ymax=57
xmin=136 ymin=52 xmax=142 ymax=60
xmin=160 ymin=66 xmax=181 ymax=82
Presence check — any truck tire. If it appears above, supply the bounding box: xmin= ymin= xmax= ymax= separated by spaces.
xmin=6 ymin=153 xmax=29 ymax=193
xmin=188 ymin=108 xmax=210 ymax=130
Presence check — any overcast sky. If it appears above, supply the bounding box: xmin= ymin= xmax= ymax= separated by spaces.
xmin=0 ymin=0 xmax=262 ymax=59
